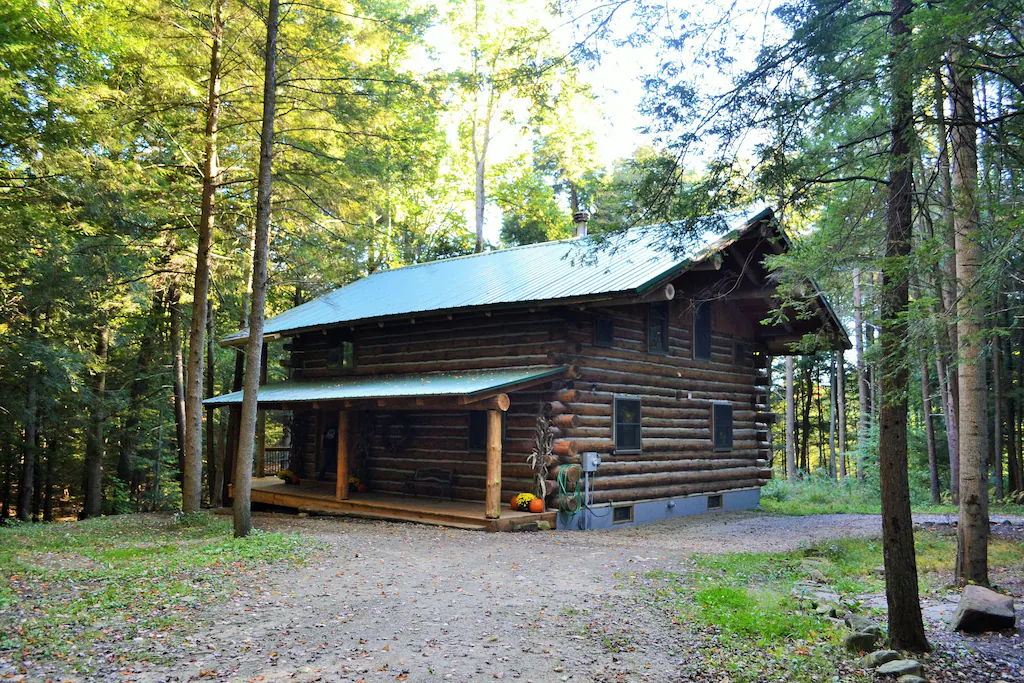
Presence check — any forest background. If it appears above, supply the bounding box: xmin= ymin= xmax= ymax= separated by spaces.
xmin=1 ymin=0 xmax=1022 ymax=534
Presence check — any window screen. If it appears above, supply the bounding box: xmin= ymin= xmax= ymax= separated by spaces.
xmin=595 ymin=314 xmax=614 ymax=347
xmin=468 ymin=411 xmax=487 ymax=450
xmin=707 ymin=494 xmax=723 ymax=510
xmin=614 ymin=397 xmax=642 ymax=452
xmin=712 ymin=402 xmax=733 ymax=451
xmin=648 ymin=302 xmax=669 ymax=353
xmin=693 ymin=301 xmax=712 ymax=361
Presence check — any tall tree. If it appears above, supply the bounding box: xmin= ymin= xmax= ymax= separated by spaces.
xmin=234 ymin=0 xmax=279 ymax=538
xmin=877 ymin=0 xmax=927 ymax=651
xmin=853 ymin=268 xmax=869 ymax=480
xmin=184 ymin=0 xmax=226 ymax=513
xmin=786 ymin=355 xmax=797 ymax=481
xmin=950 ymin=56 xmax=989 ymax=586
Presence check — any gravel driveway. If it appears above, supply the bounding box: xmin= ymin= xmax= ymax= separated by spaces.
xmin=87 ymin=511 xmax=1022 ymax=683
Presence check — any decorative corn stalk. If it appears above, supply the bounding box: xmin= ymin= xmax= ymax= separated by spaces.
xmin=527 ymin=413 xmax=553 ymax=498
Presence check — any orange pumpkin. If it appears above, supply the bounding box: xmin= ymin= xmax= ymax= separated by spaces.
xmin=528 ymin=498 xmax=545 ymax=513
xmin=510 ymin=493 xmax=520 ymax=506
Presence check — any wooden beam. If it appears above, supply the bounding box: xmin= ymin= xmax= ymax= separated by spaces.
xmin=335 ymin=411 xmax=349 ymax=500
xmin=485 ymin=410 xmax=502 ymax=519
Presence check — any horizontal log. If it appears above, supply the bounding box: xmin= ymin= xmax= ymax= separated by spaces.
xmin=591 ymin=466 xmax=763 ymax=490
xmin=551 ymin=413 xmax=580 ymax=429
xmin=590 ymin=479 xmax=763 ymax=504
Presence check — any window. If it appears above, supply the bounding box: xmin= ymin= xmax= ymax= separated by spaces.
xmin=595 ymin=314 xmax=615 ymax=347
xmin=734 ymin=342 xmax=747 ymax=366
xmin=612 ymin=505 xmax=634 ymax=524
xmin=614 ymin=397 xmax=642 ymax=453
xmin=468 ymin=411 xmax=487 ymax=450
xmin=707 ymin=494 xmax=723 ymax=510
xmin=712 ymin=402 xmax=733 ymax=451
xmin=693 ymin=301 xmax=712 ymax=361
xmin=648 ymin=302 xmax=669 ymax=353
xmin=327 ymin=340 xmax=355 ymax=372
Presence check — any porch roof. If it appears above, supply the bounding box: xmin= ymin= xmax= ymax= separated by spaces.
xmin=203 ymin=365 xmax=568 ymax=408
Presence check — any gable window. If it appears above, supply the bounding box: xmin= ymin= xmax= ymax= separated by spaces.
xmin=647 ymin=302 xmax=669 ymax=354
xmin=327 ymin=340 xmax=356 ymax=372
xmin=595 ymin=314 xmax=615 ymax=347
xmin=712 ymin=402 xmax=733 ymax=452
xmin=614 ymin=397 xmax=642 ymax=453
xmin=693 ymin=301 xmax=712 ymax=361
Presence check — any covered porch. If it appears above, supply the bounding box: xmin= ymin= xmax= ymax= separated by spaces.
xmin=239 ymin=477 xmax=554 ymax=531
xmin=205 ymin=366 xmax=568 ymax=531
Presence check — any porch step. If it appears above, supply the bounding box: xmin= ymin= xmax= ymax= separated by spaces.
xmin=296 ymin=502 xmax=493 ymax=530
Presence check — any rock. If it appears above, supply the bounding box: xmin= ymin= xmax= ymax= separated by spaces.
xmin=805 ymin=568 xmax=827 ymax=583
xmin=537 ymin=521 xmax=552 ymax=531
xmin=815 ymin=603 xmax=839 ymax=617
xmin=861 ymin=650 xmax=901 ymax=668
xmin=876 ymin=660 xmax=923 ymax=678
xmin=845 ymin=614 xmax=884 ymax=637
xmin=897 ymin=676 xmax=927 ymax=683
xmin=950 ymin=585 xmax=1016 ymax=632
xmin=843 ymin=631 xmax=879 ymax=653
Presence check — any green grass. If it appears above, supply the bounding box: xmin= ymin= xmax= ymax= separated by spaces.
xmin=639 ymin=529 xmax=1024 ymax=682
xmin=0 ymin=512 xmax=319 ymax=672
xmin=759 ymin=477 xmax=1021 ymax=516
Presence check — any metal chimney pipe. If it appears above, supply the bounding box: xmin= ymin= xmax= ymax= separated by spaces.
xmin=573 ymin=211 xmax=591 ymax=237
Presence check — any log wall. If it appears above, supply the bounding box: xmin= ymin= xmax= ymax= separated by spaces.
xmin=286 ymin=290 xmax=772 ymax=506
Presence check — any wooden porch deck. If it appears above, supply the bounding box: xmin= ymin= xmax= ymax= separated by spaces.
xmin=245 ymin=477 xmax=556 ymax=532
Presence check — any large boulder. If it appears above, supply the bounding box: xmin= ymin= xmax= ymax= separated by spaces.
xmin=951 ymin=585 xmax=1016 ymax=632
xmin=876 ymin=659 xmax=923 ymax=678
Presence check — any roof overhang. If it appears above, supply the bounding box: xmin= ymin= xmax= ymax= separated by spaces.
xmin=203 ymin=365 xmax=570 ymax=411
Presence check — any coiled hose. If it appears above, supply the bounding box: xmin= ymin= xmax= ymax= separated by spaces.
xmin=556 ymin=464 xmax=583 ymax=515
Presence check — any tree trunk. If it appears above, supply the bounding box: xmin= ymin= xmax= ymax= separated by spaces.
xmin=853 ymin=268 xmax=869 ymax=480
xmin=234 ymin=0 xmax=279 ymax=538
xmin=786 ymin=355 xmax=796 ymax=481
xmin=82 ymin=318 xmax=110 ymax=519
xmin=17 ymin=374 xmax=38 ymax=522
xmin=169 ymin=283 xmax=188 ymax=486
xmin=1 ymin=444 xmax=12 ymax=523
xmin=800 ymin=361 xmax=812 ymax=472
xmin=223 ymin=223 xmax=255 ymax=504
xmin=878 ymin=0 xmax=928 ymax=651
xmin=184 ymin=0 xmax=225 ymax=512
xmin=921 ymin=347 xmax=941 ymax=504
xmin=43 ymin=436 xmax=55 ymax=522
xmin=117 ymin=296 xmax=160 ymax=496
xmin=993 ymin=321 xmax=1003 ymax=501
xmin=208 ymin=297 xmax=222 ymax=507
xmin=836 ymin=350 xmax=847 ymax=479
xmin=829 ymin=354 xmax=838 ymax=480
xmin=950 ymin=58 xmax=988 ymax=587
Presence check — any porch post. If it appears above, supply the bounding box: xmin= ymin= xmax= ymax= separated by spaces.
xmin=335 ymin=410 xmax=349 ymax=500
xmin=485 ymin=409 xmax=502 ymax=519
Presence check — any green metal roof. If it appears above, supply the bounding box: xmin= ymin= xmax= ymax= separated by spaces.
xmin=203 ymin=365 xmax=569 ymax=406
xmin=222 ymin=209 xmax=776 ymax=345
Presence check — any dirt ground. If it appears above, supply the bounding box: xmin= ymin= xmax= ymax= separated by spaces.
xmin=11 ymin=511 xmax=1024 ymax=683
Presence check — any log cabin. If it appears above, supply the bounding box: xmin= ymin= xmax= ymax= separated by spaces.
xmin=206 ymin=207 xmax=848 ymax=531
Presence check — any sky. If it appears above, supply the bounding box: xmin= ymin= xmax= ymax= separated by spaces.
xmin=419 ymin=0 xmax=784 ymax=244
